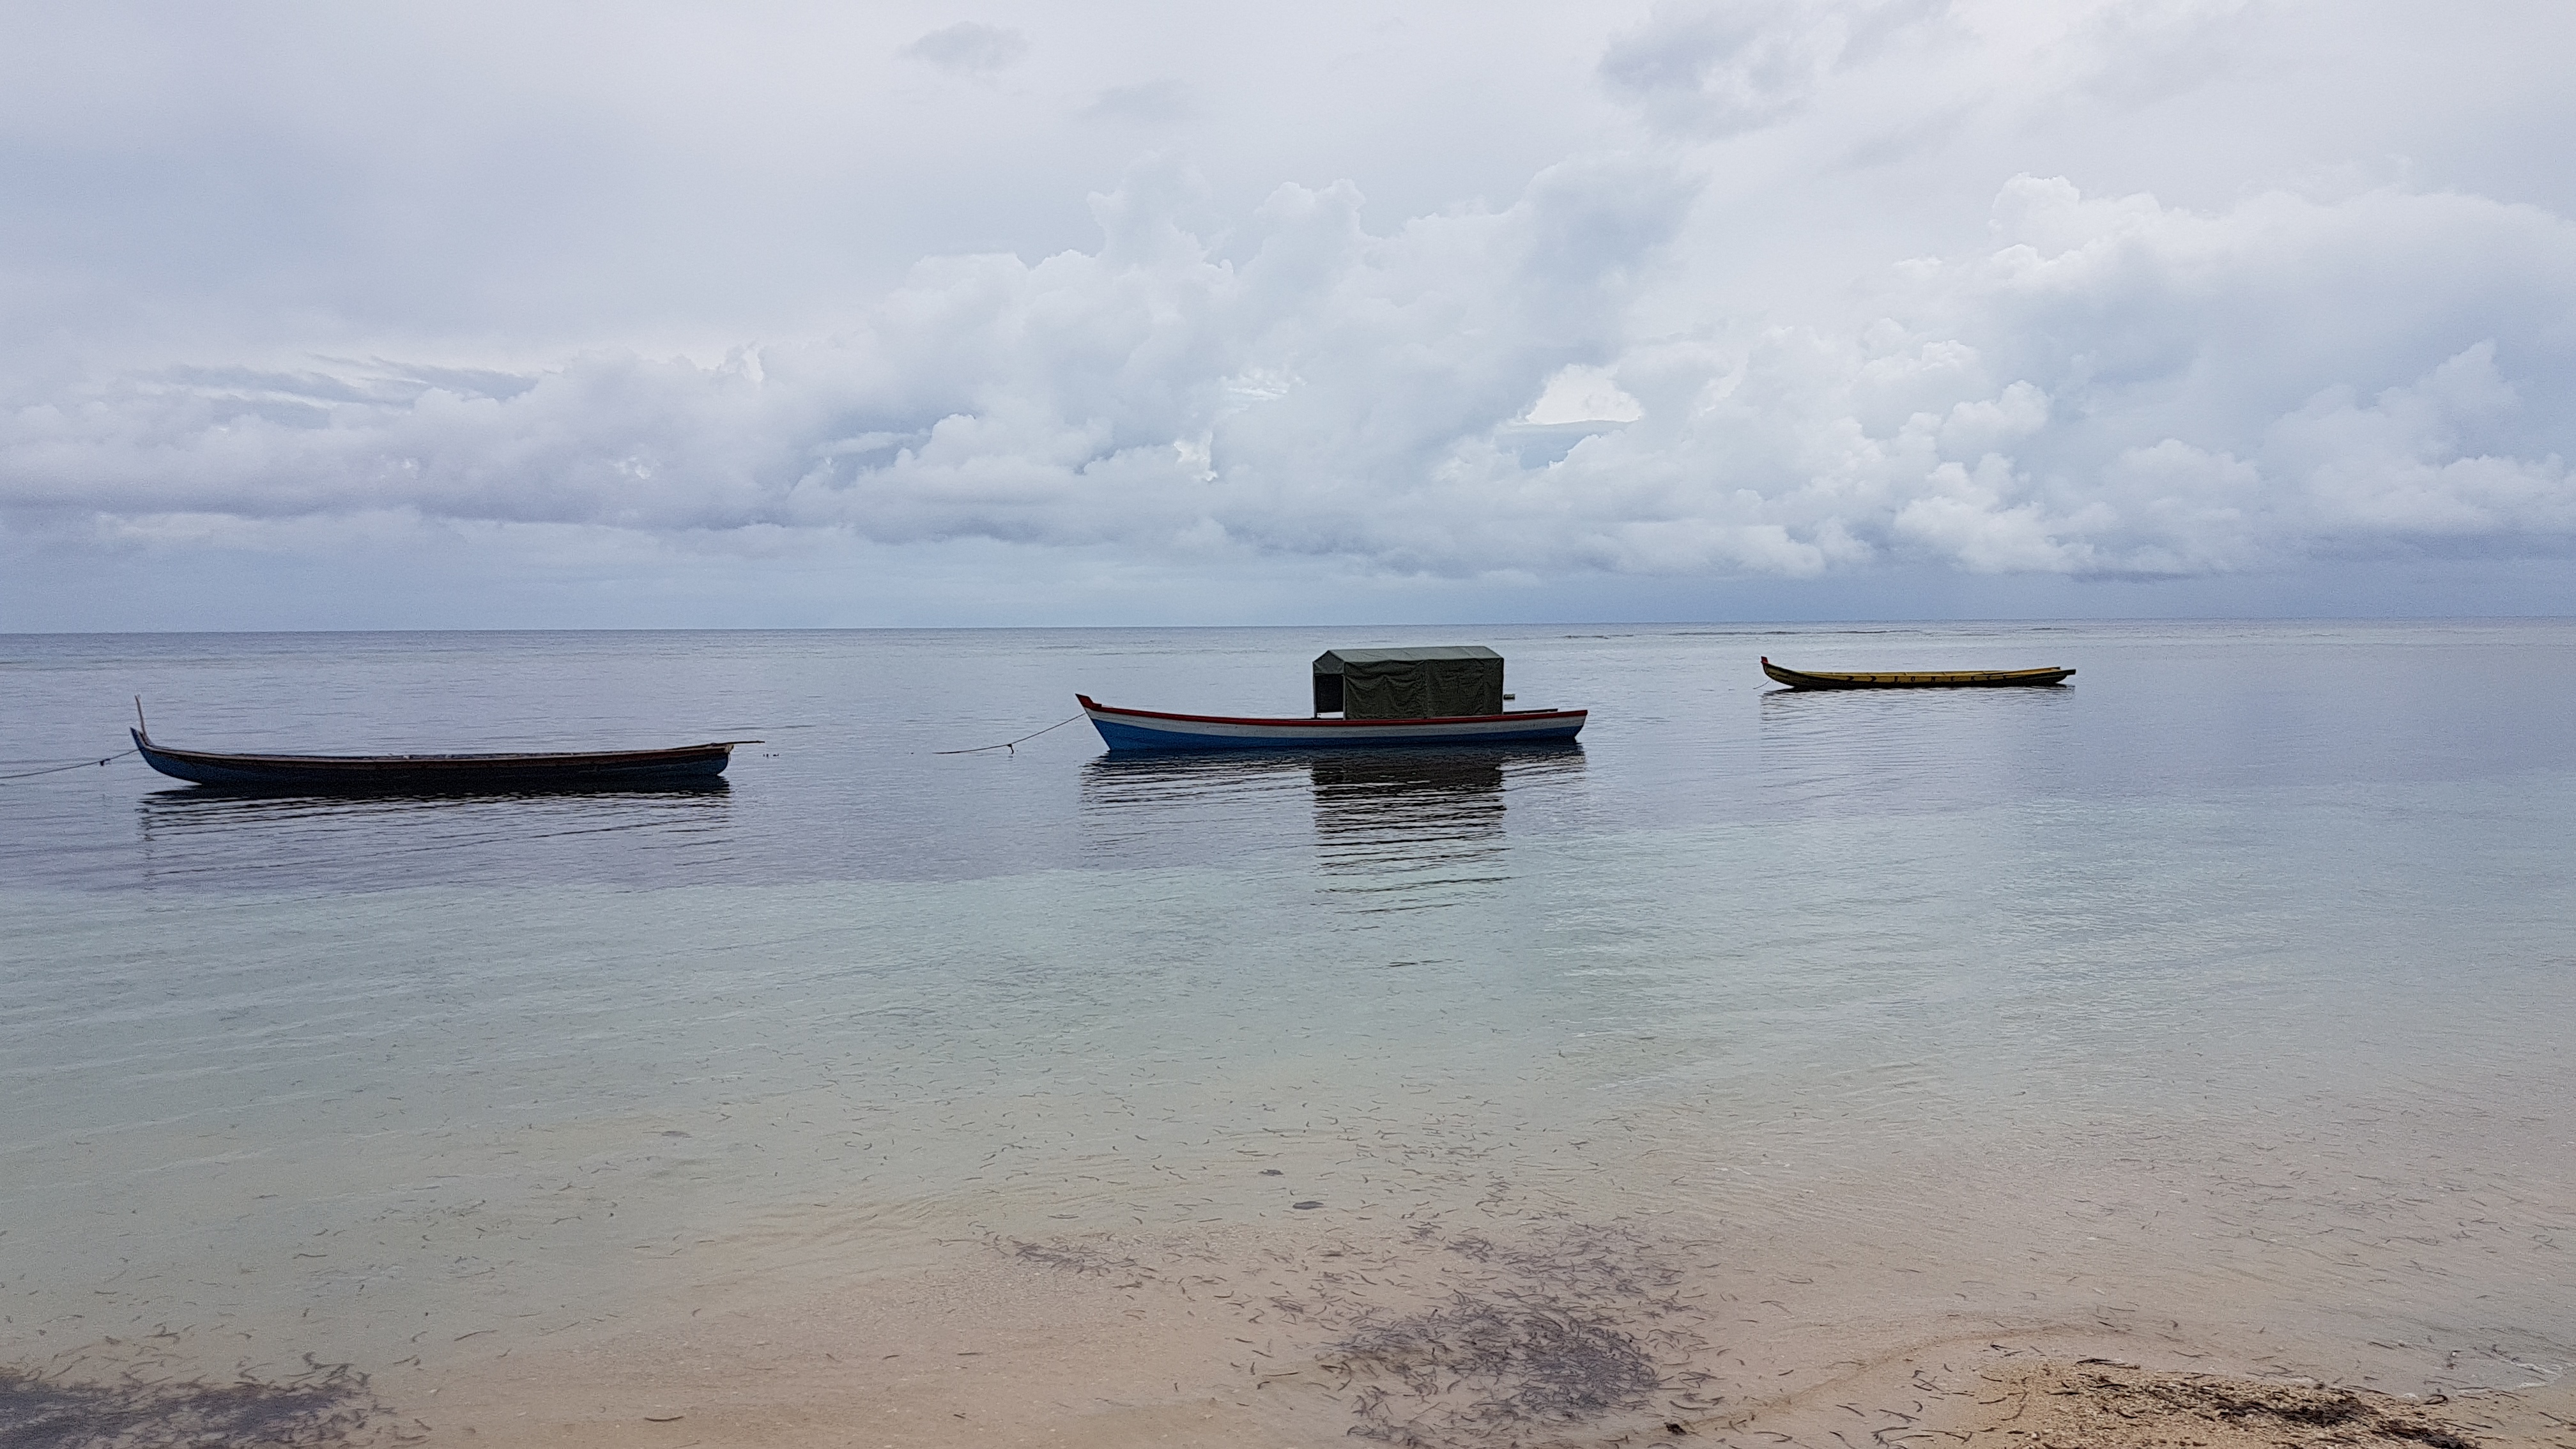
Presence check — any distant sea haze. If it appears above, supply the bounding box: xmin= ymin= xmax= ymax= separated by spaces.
xmin=4 ymin=620 xmax=2572 ymax=1445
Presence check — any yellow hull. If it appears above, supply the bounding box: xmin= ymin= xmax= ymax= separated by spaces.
xmin=1760 ymin=656 xmax=2074 ymax=690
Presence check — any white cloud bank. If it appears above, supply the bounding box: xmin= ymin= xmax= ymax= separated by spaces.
xmin=3 ymin=1 xmax=2573 ymax=625
xmin=13 ymin=171 xmax=2569 ymax=587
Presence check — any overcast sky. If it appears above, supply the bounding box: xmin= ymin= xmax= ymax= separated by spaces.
xmin=4 ymin=0 xmax=2573 ymax=628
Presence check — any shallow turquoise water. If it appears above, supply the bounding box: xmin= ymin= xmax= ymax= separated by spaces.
xmin=3 ymin=621 xmax=2571 ymax=1397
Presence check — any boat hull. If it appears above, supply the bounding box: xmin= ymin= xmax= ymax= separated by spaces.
xmin=1078 ymin=696 xmax=1586 ymax=751
xmin=1760 ymin=658 xmax=2073 ymax=690
xmin=132 ymin=730 xmax=745 ymax=790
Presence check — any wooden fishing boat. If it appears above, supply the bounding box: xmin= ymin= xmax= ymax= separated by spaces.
xmin=1082 ymin=645 xmax=1586 ymax=751
xmin=1760 ymin=656 xmax=2074 ymax=690
xmin=130 ymin=721 xmax=756 ymax=790
xmin=1078 ymin=696 xmax=1586 ymax=751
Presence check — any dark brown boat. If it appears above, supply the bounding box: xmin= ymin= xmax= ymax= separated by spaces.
xmin=1761 ymin=656 xmax=2074 ymax=690
xmin=130 ymin=710 xmax=756 ymax=791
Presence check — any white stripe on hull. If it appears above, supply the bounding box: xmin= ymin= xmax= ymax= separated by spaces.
xmin=1082 ymin=702 xmax=1586 ymax=751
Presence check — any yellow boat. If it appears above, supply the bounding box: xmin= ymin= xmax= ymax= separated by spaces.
xmin=1760 ymin=656 xmax=2074 ymax=690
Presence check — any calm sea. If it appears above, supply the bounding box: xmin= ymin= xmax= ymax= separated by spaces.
xmin=3 ymin=622 xmax=2572 ymax=1438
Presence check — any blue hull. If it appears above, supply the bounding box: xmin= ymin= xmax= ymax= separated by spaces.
xmin=1089 ymin=718 xmax=1586 ymax=751
xmin=1078 ymin=698 xmax=1588 ymax=753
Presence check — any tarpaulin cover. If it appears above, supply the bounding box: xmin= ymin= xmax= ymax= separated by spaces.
xmin=1313 ymin=646 xmax=1505 ymax=718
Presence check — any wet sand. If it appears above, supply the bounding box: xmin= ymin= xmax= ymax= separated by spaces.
xmin=427 ymin=1231 xmax=2576 ymax=1449
xmin=21 ymin=1312 xmax=2571 ymax=1449
xmin=19 ymin=1210 xmax=2572 ymax=1449
xmin=10 ymin=1068 xmax=2574 ymax=1448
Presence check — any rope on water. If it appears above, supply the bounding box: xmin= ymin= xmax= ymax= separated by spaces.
xmin=0 ymin=748 xmax=138 ymax=782
xmin=935 ymin=713 xmax=1085 ymax=755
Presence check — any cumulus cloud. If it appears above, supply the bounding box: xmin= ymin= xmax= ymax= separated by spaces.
xmin=1525 ymin=366 xmax=1645 ymax=425
xmin=8 ymin=165 xmax=2573 ymax=594
xmin=1 ymin=156 xmax=1694 ymax=569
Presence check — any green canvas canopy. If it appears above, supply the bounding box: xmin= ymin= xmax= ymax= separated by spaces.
xmin=1313 ymin=646 xmax=1505 ymax=719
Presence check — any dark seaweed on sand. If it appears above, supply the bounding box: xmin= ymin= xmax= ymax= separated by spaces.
xmin=1325 ymin=1225 xmax=1716 ymax=1446
xmin=0 ymin=1358 xmax=397 ymax=1449
xmin=1003 ymin=1218 xmax=1721 ymax=1446
xmin=1434 ymin=1224 xmax=1685 ymax=1305
xmin=1007 ymin=1238 xmax=1147 ymax=1276
xmin=1328 ymin=1290 xmax=1666 ymax=1446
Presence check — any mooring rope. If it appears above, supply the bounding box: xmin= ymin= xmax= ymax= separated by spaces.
xmin=934 ymin=713 xmax=1085 ymax=755
xmin=0 ymin=748 xmax=138 ymax=782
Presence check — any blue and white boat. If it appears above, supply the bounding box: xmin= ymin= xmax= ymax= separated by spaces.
xmin=1077 ymin=696 xmax=1588 ymax=751
xmin=1078 ymin=646 xmax=1587 ymax=752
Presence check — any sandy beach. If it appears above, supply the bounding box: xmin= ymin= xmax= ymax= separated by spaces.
xmin=425 ymin=1221 xmax=2576 ymax=1449
xmin=16 ymin=1209 xmax=2575 ymax=1449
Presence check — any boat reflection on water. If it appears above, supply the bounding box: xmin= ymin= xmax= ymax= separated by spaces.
xmin=1078 ymin=745 xmax=1585 ymax=908
xmin=1077 ymin=749 xmax=1315 ymax=867
xmin=1310 ymin=748 xmax=1502 ymax=845
xmin=1758 ymin=676 xmax=2078 ymax=819
xmin=141 ymin=778 xmax=733 ymax=802
xmin=132 ymin=780 xmax=733 ymax=891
